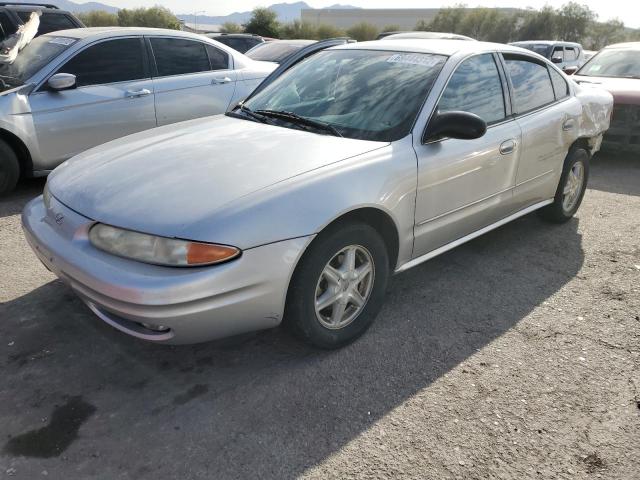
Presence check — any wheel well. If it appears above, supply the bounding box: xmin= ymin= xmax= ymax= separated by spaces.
xmin=571 ymin=137 xmax=592 ymax=156
xmin=321 ymin=208 xmax=400 ymax=269
xmin=0 ymin=129 xmax=33 ymax=177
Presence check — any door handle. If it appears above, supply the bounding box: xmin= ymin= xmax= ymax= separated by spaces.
xmin=562 ymin=119 xmax=575 ymax=131
xmin=125 ymin=88 xmax=151 ymax=98
xmin=499 ymin=139 xmax=516 ymax=155
xmin=211 ymin=76 xmax=232 ymax=85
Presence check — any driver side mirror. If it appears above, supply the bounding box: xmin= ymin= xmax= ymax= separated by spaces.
xmin=424 ymin=111 xmax=487 ymax=142
xmin=48 ymin=73 xmax=76 ymax=91
xmin=563 ymin=66 xmax=578 ymax=75
xmin=551 ymin=56 xmax=563 ymax=64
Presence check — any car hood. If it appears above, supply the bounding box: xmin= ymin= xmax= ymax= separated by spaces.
xmin=572 ymin=75 xmax=640 ymax=105
xmin=48 ymin=114 xmax=385 ymax=242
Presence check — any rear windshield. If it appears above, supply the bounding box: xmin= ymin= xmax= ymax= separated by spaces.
xmin=0 ymin=34 xmax=76 ymax=88
xmin=246 ymin=42 xmax=310 ymax=63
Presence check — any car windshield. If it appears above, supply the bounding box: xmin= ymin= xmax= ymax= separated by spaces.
xmin=246 ymin=41 xmax=312 ymax=63
xmin=0 ymin=34 xmax=76 ymax=90
xmin=516 ymin=43 xmax=551 ymax=57
xmin=241 ymin=49 xmax=447 ymax=141
xmin=576 ymin=49 xmax=640 ymax=78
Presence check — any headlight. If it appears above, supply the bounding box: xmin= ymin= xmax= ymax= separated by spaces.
xmin=43 ymin=182 xmax=51 ymax=210
xmin=89 ymin=224 xmax=240 ymax=267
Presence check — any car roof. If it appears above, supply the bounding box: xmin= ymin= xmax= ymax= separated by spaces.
xmin=43 ymin=27 xmax=212 ymax=41
xmin=511 ymin=40 xmax=581 ymax=47
xmin=334 ymin=39 xmax=538 ymax=57
xmin=264 ymin=39 xmax=315 ymax=45
xmin=603 ymin=41 xmax=640 ymax=50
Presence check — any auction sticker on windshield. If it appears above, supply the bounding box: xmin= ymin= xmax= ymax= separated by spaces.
xmin=387 ymin=53 xmax=442 ymax=67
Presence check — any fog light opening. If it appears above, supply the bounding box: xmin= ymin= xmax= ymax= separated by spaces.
xmin=139 ymin=322 xmax=170 ymax=333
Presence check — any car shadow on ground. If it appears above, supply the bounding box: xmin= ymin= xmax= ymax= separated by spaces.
xmin=590 ymin=151 xmax=640 ymax=196
xmin=0 ymin=213 xmax=584 ymax=478
xmin=0 ymin=178 xmax=46 ymax=219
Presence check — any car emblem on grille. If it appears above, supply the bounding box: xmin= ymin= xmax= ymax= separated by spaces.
xmin=54 ymin=213 xmax=64 ymax=225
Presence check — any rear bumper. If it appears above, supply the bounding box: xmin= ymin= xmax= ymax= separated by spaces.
xmin=22 ymin=195 xmax=313 ymax=344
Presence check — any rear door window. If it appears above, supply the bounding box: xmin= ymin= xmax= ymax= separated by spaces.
xmin=438 ymin=53 xmax=506 ymax=124
xmin=150 ymin=38 xmax=210 ymax=77
xmin=504 ymin=55 xmax=556 ymax=114
xmin=58 ymin=37 xmax=147 ymax=87
xmin=205 ymin=44 xmax=230 ymax=70
xmin=564 ymin=47 xmax=578 ymax=61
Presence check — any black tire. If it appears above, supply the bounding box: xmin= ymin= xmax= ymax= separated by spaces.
xmin=0 ymin=140 xmax=20 ymax=196
xmin=284 ymin=222 xmax=390 ymax=349
xmin=539 ymin=147 xmax=589 ymax=223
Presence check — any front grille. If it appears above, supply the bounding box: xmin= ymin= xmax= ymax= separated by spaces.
xmin=604 ymin=103 xmax=640 ymax=149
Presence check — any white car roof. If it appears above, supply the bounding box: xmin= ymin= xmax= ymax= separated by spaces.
xmin=334 ymin=39 xmax=535 ymax=57
xmin=44 ymin=27 xmax=212 ymax=42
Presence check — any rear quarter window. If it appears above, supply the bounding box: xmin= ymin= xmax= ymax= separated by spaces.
xmin=549 ymin=67 xmax=569 ymax=100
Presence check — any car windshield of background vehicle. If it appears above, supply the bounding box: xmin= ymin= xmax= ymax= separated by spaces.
xmin=577 ymin=49 xmax=640 ymax=78
xmin=0 ymin=34 xmax=76 ymax=89
xmin=242 ymin=49 xmax=447 ymax=141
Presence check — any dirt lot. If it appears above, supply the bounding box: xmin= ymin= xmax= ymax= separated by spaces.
xmin=0 ymin=152 xmax=638 ymax=479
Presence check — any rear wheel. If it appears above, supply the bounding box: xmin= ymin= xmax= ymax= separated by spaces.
xmin=0 ymin=140 xmax=20 ymax=196
xmin=284 ymin=222 xmax=390 ymax=349
xmin=539 ymin=147 xmax=589 ymax=223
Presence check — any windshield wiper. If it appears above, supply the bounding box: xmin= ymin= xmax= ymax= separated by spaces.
xmin=254 ymin=109 xmax=343 ymax=137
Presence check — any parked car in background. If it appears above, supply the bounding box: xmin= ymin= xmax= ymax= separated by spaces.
xmin=384 ymin=31 xmax=475 ymax=41
xmin=0 ymin=2 xmax=83 ymax=41
xmin=572 ymin=42 xmax=640 ymax=151
xmin=0 ymin=27 xmax=276 ymax=194
xmin=22 ymin=40 xmax=612 ymax=348
xmin=509 ymin=41 xmax=584 ymax=73
xmin=246 ymin=39 xmax=315 ymax=63
xmin=206 ymin=33 xmax=265 ymax=53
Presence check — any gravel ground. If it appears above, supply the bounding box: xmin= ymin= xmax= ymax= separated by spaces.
xmin=0 ymin=152 xmax=638 ymax=480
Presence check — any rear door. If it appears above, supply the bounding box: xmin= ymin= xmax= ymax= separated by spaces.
xmin=502 ymin=53 xmax=579 ymax=207
xmin=149 ymin=36 xmax=237 ymax=126
xmin=29 ymin=37 xmax=157 ymax=167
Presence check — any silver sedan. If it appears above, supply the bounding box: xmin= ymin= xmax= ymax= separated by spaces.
xmin=22 ymin=40 xmax=613 ymax=348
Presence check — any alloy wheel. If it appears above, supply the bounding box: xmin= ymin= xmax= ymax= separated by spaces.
xmin=314 ymin=245 xmax=375 ymax=330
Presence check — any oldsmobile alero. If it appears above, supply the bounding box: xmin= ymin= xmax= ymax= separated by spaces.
xmin=22 ymin=40 xmax=613 ymax=348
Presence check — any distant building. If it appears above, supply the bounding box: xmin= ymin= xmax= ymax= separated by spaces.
xmin=301 ymin=8 xmax=520 ymax=30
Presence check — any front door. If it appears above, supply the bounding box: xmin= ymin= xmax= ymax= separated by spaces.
xmin=413 ymin=53 xmax=522 ymax=256
xmin=149 ymin=37 xmax=237 ymax=126
xmin=29 ymin=37 xmax=156 ymax=168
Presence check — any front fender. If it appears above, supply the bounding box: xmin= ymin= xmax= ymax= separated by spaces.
xmin=183 ymin=136 xmax=418 ymax=268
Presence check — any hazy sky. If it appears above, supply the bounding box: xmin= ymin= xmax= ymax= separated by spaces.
xmin=99 ymin=1 xmax=639 ymax=28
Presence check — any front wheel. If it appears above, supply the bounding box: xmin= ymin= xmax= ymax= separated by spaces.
xmin=284 ymin=222 xmax=390 ymax=349
xmin=539 ymin=147 xmax=589 ymax=223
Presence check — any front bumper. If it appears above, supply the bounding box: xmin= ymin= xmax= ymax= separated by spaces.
xmin=22 ymin=195 xmax=313 ymax=344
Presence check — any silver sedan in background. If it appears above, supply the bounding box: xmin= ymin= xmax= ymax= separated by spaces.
xmin=0 ymin=27 xmax=275 ymax=194
xmin=22 ymin=40 xmax=613 ymax=349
